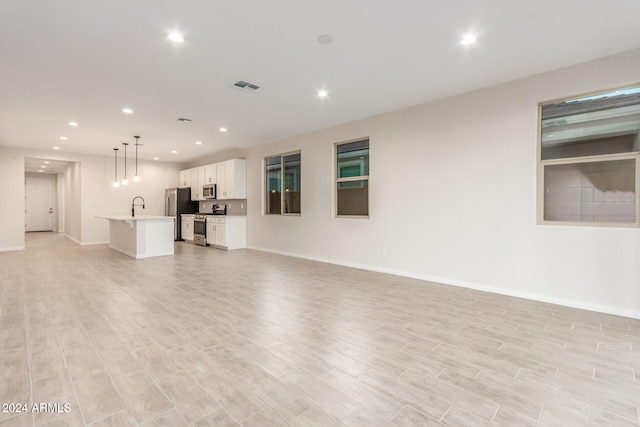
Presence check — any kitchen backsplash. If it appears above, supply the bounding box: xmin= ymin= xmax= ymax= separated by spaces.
xmin=199 ymin=200 xmax=247 ymax=216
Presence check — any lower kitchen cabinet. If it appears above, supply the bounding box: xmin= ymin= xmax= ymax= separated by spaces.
xmin=206 ymin=216 xmax=246 ymax=249
xmin=181 ymin=214 xmax=195 ymax=241
xmin=206 ymin=217 xmax=225 ymax=247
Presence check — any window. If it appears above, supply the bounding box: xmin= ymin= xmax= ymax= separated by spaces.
xmin=538 ymin=86 xmax=640 ymax=226
xmin=265 ymin=151 xmax=301 ymax=215
xmin=336 ymin=138 xmax=369 ymax=217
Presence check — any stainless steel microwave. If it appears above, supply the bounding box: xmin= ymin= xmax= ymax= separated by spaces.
xmin=203 ymin=184 xmax=216 ymax=199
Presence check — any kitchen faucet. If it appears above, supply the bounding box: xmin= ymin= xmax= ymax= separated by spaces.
xmin=131 ymin=196 xmax=145 ymax=217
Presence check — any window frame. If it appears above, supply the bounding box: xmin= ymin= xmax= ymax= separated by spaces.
xmin=264 ymin=150 xmax=301 ymax=216
xmin=335 ymin=137 xmax=370 ymax=219
xmin=537 ymin=85 xmax=640 ymax=227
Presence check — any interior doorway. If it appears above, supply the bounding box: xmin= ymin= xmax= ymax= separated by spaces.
xmin=24 ymin=158 xmax=70 ymax=240
xmin=25 ymin=176 xmax=54 ymax=232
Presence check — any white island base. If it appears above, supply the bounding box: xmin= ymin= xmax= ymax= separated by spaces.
xmin=98 ymin=215 xmax=175 ymax=259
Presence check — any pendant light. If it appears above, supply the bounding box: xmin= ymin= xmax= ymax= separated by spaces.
xmin=133 ymin=135 xmax=141 ymax=183
xmin=121 ymin=142 xmax=129 ymax=185
xmin=112 ymin=148 xmax=120 ymax=188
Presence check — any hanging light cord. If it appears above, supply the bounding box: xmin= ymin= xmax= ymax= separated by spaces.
xmin=122 ymin=143 xmax=128 ymax=180
xmin=114 ymin=148 xmax=118 ymax=179
xmin=134 ymin=136 xmax=140 ymax=176
xmin=113 ymin=148 xmax=119 ymax=187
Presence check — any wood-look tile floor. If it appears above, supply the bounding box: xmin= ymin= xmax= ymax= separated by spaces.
xmin=1 ymin=232 xmax=639 ymax=426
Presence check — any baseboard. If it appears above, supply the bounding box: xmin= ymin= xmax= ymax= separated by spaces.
xmin=63 ymin=234 xmax=108 ymax=246
xmin=0 ymin=246 xmax=25 ymax=252
xmin=64 ymin=234 xmax=81 ymax=245
xmin=247 ymin=245 xmax=640 ymax=320
xmin=81 ymin=240 xmax=109 ymax=246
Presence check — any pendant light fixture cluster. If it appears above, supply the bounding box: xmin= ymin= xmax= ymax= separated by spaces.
xmin=112 ymin=136 xmax=142 ymax=188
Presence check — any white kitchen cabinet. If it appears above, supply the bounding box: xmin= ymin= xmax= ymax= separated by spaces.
xmin=206 ymin=217 xmax=225 ymax=247
xmin=214 ymin=221 xmax=226 ymax=246
xmin=204 ymin=163 xmax=217 ymax=185
xmin=180 ymin=160 xmax=244 ymax=200
xmin=215 ymin=163 xmax=225 ymax=198
xmin=190 ymin=166 xmax=205 ymax=201
xmin=216 ymin=159 xmax=246 ymax=200
xmin=179 ymin=169 xmax=191 ymax=189
xmin=181 ymin=214 xmax=195 ymax=241
xmin=206 ymin=216 xmax=246 ymax=249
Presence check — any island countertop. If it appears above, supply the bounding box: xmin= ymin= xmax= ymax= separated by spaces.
xmin=96 ymin=215 xmax=175 ymax=221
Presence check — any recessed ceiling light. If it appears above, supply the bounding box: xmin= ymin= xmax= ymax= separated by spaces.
xmin=53 ymin=146 xmax=61 ymax=150
xmin=122 ymin=108 xmax=133 ymax=114
xmin=38 ymin=170 xmax=44 ymax=173
xmin=153 ymin=157 xmax=159 ymax=160
xmin=318 ymin=90 xmax=328 ymax=98
xmin=317 ymin=35 xmax=334 ymax=45
xmin=44 ymin=161 xmax=50 ymax=164
xmin=219 ymin=127 xmax=227 ymax=132
xmin=68 ymin=121 xmax=78 ymax=127
xmin=460 ymin=34 xmax=477 ymax=45
xmin=171 ymin=150 xmax=178 ymax=154
xmin=195 ymin=141 xmax=202 ymax=145
xmin=41 ymin=165 xmax=47 ymax=168
xmin=168 ymin=32 xmax=184 ymax=43
xmin=59 ymin=136 xmax=68 ymax=140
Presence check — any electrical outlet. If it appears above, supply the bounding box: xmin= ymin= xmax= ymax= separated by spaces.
xmin=382 ymin=248 xmax=388 ymax=257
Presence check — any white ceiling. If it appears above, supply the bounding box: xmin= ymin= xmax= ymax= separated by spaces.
xmin=2 ymin=0 xmax=640 ymax=167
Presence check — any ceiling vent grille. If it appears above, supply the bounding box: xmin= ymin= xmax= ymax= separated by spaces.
xmin=232 ymin=80 xmax=260 ymax=92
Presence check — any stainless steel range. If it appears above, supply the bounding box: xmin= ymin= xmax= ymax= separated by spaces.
xmin=193 ymin=214 xmax=208 ymax=246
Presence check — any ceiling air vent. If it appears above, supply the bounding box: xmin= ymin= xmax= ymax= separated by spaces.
xmin=232 ymin=80 xmax=260 ymax=92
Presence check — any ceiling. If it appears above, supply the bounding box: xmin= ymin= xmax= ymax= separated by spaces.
xmin=2 ymin=1 xmax=640 ymax=169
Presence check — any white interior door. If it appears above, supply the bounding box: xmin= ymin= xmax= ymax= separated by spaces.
xmin=25 ymin=177 xmax=54 ymax=232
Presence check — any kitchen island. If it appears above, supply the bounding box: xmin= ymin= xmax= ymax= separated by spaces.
xmin=97 ymin=215 xmax=175 ymax=259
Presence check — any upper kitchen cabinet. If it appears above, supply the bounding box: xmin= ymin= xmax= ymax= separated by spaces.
xmin=179 ymin=159 xmax=245 ymax=200
xmin=179 ymin=169 xmax=191 ymax=189
xmin=204 ymin=163 xmax=217 ymax=185
xmin=217 ymin=159 xmax=246 ymax=199
xmin=191 ymin=166 xmax=205 ymax=201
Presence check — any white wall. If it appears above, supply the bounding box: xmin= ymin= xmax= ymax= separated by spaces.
xmin=64 ymin=162 xmax=82 ymax=242
xmin=0 ymin=150 xmax=26 ymax=251
xmin=187 ymin=147 xmax=248 ymax=169
xmin=0 ymin=147 xmax=182 ymax=248
xmin=245 ymin=48 xmax=640 ymax=319
xmin=56 ymin=172 xmax=65 ymax=232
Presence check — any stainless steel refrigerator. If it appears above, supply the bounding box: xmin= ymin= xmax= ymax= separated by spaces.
xmin=165 ymin=188 xmax=199 ymax=241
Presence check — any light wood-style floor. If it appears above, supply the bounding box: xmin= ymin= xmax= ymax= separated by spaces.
xmin=1 ymin=232 xmax=639 ymax=426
